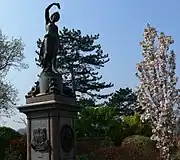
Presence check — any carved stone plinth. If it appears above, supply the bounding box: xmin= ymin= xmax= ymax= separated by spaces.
xmin=18 ymin=94 xmax=81 ymax=160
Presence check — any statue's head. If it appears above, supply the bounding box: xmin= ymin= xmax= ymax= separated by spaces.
xmin=51 ymin=12 xmax=60 ymax=23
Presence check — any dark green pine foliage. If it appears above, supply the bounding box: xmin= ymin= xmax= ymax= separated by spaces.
xmin=107 ymin=87 xmax=137 ymax=116
xmin=36 ymin=27 xmax=113 ymax=102
xmin=77 ymin=97 xmax=96 ymax=107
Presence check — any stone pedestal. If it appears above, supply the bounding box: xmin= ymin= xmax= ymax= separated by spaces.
xmin=18 ymin=94 xmax=81 ymax=160
xmin=39 ymin=72 xmax=63 ymax=94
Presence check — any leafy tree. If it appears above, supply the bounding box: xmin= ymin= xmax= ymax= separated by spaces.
xmin=75 ymin=106 xmax=152 ymax=145
xmin=136 ymin=24 xmax=180 ymax=160
xmin=107 ymin=87 xmax=137 ymax=117
xmin=0 ymin=30 xmax=28 ymax=116
xmin=75 ymin=106 xmax=118 ymax=138
xmin=36 ymin=27 xmax=113 ymax=102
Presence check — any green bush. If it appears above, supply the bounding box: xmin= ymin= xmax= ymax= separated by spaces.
xmin=122 ymin=113 xmax=152 ymax=137
xmin=107 ymin=113 xmax=152 ymax=145
xmin=119 ymin=135 xmax=159 ymax=160
xmin=75 ymin=106 xmax=152 ymax=148
xmin=0 ymin=126 xmax=21 ymax=160
xmin=106 ymin=120 xmax=125 ymax=145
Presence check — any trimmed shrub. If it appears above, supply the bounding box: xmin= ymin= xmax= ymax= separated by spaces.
xmin=89 ymin=146 xmax=121 ymax=160
xmin=119 ymin=135 xmax=159 ymax=160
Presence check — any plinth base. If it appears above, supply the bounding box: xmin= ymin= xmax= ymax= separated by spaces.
xmin=18 ymin=94 xmax=81 ymax=160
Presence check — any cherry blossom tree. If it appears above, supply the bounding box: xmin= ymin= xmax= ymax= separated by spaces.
xmin=136 ymin=24 xmax=180 ymax=160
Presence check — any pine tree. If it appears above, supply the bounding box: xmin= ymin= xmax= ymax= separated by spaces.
xmin=36 ymin=27 xmax=113 ymax=102
xmin=107 ymin=87 xmax=137 ymax=117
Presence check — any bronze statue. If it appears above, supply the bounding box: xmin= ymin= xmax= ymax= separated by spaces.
xmin=39 ymin=3 xmax=60 ymax=73
xmin=25 ymin=3 xmax=75 ymax=98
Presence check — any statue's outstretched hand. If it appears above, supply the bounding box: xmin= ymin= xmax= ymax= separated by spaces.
xmin=55 ymin=3 xmax=60 ymax=9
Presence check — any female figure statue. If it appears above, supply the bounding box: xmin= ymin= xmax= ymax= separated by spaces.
xmin=39 ymin=3 xmax=60 ymax=73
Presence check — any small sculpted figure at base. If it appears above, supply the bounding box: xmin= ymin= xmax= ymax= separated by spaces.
xmin=25 ymin=81 xmax=40 ymax=98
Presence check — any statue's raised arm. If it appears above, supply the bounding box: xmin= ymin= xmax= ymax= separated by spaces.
xmin=45 ymin=3 xmax=60 ymax=24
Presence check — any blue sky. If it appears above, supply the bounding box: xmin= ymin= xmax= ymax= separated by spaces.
xmin=0 ymin=0 xmax=180 ymax=130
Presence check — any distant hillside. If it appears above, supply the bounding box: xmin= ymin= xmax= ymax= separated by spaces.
xmin=17 ymin=128 xmax=26 ymax=135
